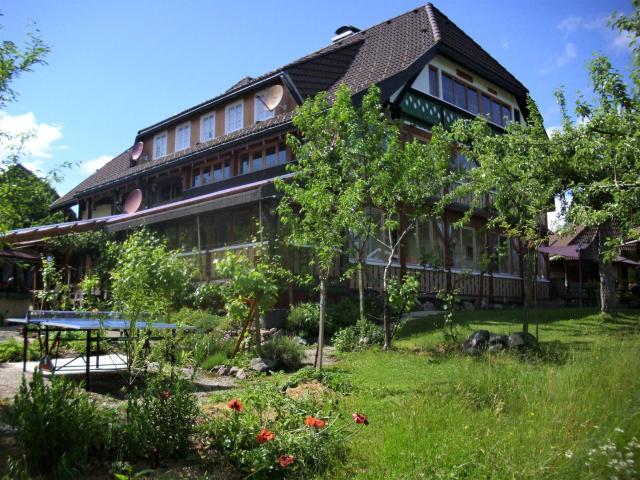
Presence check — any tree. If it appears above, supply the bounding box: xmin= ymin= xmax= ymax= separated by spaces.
xmin=0 ymin=19 xmax=53 ymax=234
xmin=276 ymin=85 xmax=363 ymax=370
xmin=368 ymin=125 xmax=452 ymax=348
xmin=448 ymin=98 xmax=561 ymax=333
xmin=552 ymin=3 xmax=640 ymax=316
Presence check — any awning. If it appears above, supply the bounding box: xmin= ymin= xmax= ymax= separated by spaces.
xmin=538 ymin=245 xmax=640 ymax=266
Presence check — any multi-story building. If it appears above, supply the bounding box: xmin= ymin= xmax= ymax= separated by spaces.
xmin=5 ymin=3 xmax=550 ymax=305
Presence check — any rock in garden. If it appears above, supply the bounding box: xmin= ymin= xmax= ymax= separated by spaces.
xmin=488 ymin=333 xmax=509 ymax=352
xmin=250 ymin=357 xmax=276 ymax=373
xmin=508 ymin=331 xmax=539 ymax=350
xmin=462 ymin=330 xmax=491 ymax=354
xmin=236 ymin=368 xmax=247 ymax=379
xmin=217 ymin=366 xmax=230 ymax=376
xmin=229 ymin=366 xmax=239 ymax=376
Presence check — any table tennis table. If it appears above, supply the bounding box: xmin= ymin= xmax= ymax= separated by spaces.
xmin=8 ymin=310 xmax=194 ymax=390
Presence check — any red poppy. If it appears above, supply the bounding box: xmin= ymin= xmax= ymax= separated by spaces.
xmin=227 ymin=399 xmax=244 ymax=412
xmin=159 ymin=390 xmax=172 ymax=400
xmin=257 ymin=428 xmax=275 ymax=444
xmin=278 ymin=454 xmax=295 ymax=468
xmin=352 ymin=412 xmax=369 ymax=425
xmin=305 ymin=415 xmax=326 ymax=429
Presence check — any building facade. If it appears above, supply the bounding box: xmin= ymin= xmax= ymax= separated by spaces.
xmin=7 ymin=3 xmax=550 ymax=305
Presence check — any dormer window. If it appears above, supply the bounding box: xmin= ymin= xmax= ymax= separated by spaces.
xmin=153 ymin=131 xmax=167 ymax=160
xmin=255 ymin=93 xmax=275 ymax=122
xmin=200 ymin=113 xmax=215 ymax=142
xmin=175 ymin=122 xmax=191 ymax=152
xmin=225 ymin=101 xmax=244 ymax=133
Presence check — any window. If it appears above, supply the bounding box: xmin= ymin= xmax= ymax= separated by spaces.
xmin=481 ymin=94 xmax=492 ymax=120
xmin=201 ymin=166 xmax=211 ymax=184
xmin=213 ymin=163 xmax=223 ymax=182
xmin=454 ymin=80 xmax=466 ymax=109
xmin=442 ymin=74 xmax=454 ymax=103
xmin=265 ymin=147 xmax=277 ymax=168
xmin=200 ymin=113 xmax=215 ymax=142
xmin=252 ymin=151 xmax=263 ymax=171
xmin=406 ymin=219 xmax=444 ymax=266
xmin=451 ymin=227 xmax=477 ymax=269
xmin=496 ymin=236 xmax=519 ymax=275
xmin=192 ymin=168 xmax=201 ymax=188
xmin=428 ymin=66 xmax=439 ymax=97
xmin=175 ymin=123 xmax=191 ymax=152
xmin=225 ymin=101 xmax=243 ymax=133
xmin=153 ymin=132 xmax=167 ymax=159
xmin=255 ymin=94 xmax=274 ymax=122
xmin=277 ymin=143 xmax=287 ymax=164
xmin=514 ymin=109 xmax=521 ymax=123
xmin=240 ymin=153 xmax=250 ymax=174
xmin=467 ymin=88 xmax=479 ymax=114
xmin=501 ymin=104 xmax=512 ymax=126
xmin=491 ymin=99 xmax=502 ymax=125
xmin=223 ymin=160 xmax=231 ymax=178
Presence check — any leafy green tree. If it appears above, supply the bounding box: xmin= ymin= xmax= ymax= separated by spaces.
xmin=448 ymin=99 xmax=560 ymax=333
xmin=552 ymin=3 xmax=640 ymax=316
xmin=276 ymin=85 xmax=363 ymax=369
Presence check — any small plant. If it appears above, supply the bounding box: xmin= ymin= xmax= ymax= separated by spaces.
xmin=584 ymin=431 xmax=640 ymax=479
xmin=287 ymin=303 xmax=326 ymax=339
xmin=437 ymin=287 xmax=461 ymax=343
xmin=8 ymin=370 xmax=113 ymax=479
xmin=0 ymin=338 xmax=39 ymax=362
xmin=260 ymin=336 xmax=304 ymax=371
xmin=333 ymin=321 xmax=384 ymax=353
xmin=125 ymin=375 xmax=200 ymax=465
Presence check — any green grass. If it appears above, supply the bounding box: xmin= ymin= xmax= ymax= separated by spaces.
xmin=323 ymin=308 xmax=640 ymax=479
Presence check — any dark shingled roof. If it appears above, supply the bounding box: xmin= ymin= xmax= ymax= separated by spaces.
xmin=53 ymin=3 xmax=528 ymax=209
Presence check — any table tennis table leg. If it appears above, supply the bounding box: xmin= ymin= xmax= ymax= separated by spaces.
xmin=85 ymin=330 xmax=91 ymax=391
xmin=96 ymin=333 xmax=100 ymax=369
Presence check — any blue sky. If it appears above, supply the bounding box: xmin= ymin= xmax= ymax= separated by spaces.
xmin=1 ymin=0 xmax=634 ymax=197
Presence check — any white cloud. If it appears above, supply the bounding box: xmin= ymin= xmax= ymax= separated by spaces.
xmin=558 ymin=15 xmax=583 ymax=36
xmin=610 ymin=30 xmax=635 ymax=52
xmin=81 ymin=154 xmax=112 ymax=174
xmin=556 ymin=42 xmax=577 ymax=67
xmin=0 ymin=112 xmax=64 ymax=161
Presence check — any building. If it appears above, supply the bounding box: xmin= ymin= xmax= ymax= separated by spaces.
xmin=4 ymin=3 xmax=550 ymax=306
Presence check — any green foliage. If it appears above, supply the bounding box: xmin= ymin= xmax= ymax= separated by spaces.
xmin=279 ymin=366 xmax=352 ymax=394
xmin=33 ymin=255 xmax=70 ymax=310
xmin=0 ymin=337 xmax=38 ymax=362
xmin=286 ymin=302 xmax=321 ymax=338
xmin=387 ymin=275 xmax=419 ymax=318
xmin=191 ymin=281 xmax=225 ymax=313
xmin=326 ymin=297 xmax=360 ymax=332
xmin=7 ymin=371 xmax=113 ymax=479
xmin=204 ymin=384 xmax=351 ymax=479
xmin=172 ymin=307 xmax=224 ymax=331
xmin=259 ymin=336 xmax=304 ymax=371
xmin=436 ymin=288 xmax=462 ymax=343
xmin=333 ymin=321 xmax=384 ymax=353
xmin=200 ymin=351 xmax=230 ymax=370
xmin=124 ymin=376 xmax=199 ymax=465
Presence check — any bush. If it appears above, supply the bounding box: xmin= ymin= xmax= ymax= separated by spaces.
xmin=172 ymin=307 xmax=224 ymax=332
xmin=7 ymin=371 xmax=113 ymax=479
xmin=260 ymin=336 xmax=304 ymax=371
xmin=326 ymin=297 xmax=359 ymax=331
xmin=201 ymin=351 xmax=230 ymax=370
xmin=0 ymin=338 xmax=39 ymax=362
xmin=125 ymin=375 xmax=199 ymax=465
xmin=204 ymin=384 xmax=357 ymax=479
xmin=191 ymin=282 xmax=225 ymax=313
xmin=332 ymin=321 xmax=384 ymax=353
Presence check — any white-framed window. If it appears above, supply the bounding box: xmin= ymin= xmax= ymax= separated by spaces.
xmin=153 ymin=131 xmax=168 ymax=160
xmin=254 ymin=93 xmax=274 ymax=122
xmin=225 ymin=101 xmax=244 ymax=133
xmin=175 ymin=122 xmax=191 ymax=152
xmin=200 ymin=113 xmax=215 ymax=142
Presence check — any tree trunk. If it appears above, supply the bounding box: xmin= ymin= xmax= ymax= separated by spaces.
xmin=382 ymin=264 xmax=392 ymax=350
xmin=598 ymin=220 xmax=617 ymax=316
xmin=317 ymin=275 xmax=327 ymax=370
xmin=358 ymin=258 xmax=365 ymax=324
xmin=253 ymin=305 xmax=261 ymax=351
xmin=522 ymin=247 xmax=536 ymax=334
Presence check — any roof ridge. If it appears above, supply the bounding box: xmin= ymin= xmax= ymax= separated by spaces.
xmin=424 ymin=3 xmax=441 ymax=42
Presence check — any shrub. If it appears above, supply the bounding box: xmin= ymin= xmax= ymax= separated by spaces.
xmin=172 ymin=307 xmax=224 ymax=332
xmin=0 ymin=338 xmax=39 ymax=362
xmin=326 ymin=297 xmax=359 ymax=331
xmin=7 ymin=371 xmax=113 ymax=479
xmin=191 ymin=282 xmax=225 ymax=313
xmin=260 ymin=336 xmax=304 ymax=371
xmin=204 ymin=384 xmax=360 ymax=479
xmin=125 ymin=375 xmax=199 ymax=465
xmin=287 ymin=303 xmax=330 ymax=339
xmin=333 ymin=321 xmax=384 ymax=353
xmin=201 ymin=351 xmax=230 ymax=370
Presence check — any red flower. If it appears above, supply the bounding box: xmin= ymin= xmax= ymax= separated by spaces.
xmin=304 ymin=415 xmax=326 ymax=429
xmin=257 ymin=428 xmax=275 ymax=444
xmin=352 ymin=412 xmax=369 ymax=425
xmin=159 ymin=390 xmax=172 ymax=400
xmin=227 ymin=399 xmax=244 ymax=412
xmin=278 ymin=454 xmax=295 ymax=468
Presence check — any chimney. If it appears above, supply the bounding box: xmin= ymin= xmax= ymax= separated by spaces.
xmin=332 ymin=25 xmax=361 ymax=43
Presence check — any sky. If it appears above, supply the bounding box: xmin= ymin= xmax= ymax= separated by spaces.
xmin=1 ymin=0 xmax=634 ymax=198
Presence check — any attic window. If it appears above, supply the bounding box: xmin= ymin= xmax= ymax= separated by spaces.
xmin=153 ymin=132 xmax=167 ymax=160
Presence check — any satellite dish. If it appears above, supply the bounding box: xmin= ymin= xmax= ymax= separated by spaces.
xmin=123 ymin=188 xmax=142 ymax=214
xmin=262 ymin=84 xmax=284 ymax=111
xmin=131 ymin=141 xmax=144 ymax=161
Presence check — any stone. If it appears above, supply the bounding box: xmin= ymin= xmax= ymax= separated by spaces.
xmin=462 ymin=330 xmax=491 ymax=354
xmin=508 ymin=331 xmax=539 ymax=350
xmin=488 ymin=333 xmax=509 ymax=353
xmin=236 ymin=368 xmax=247 ymax=380
xmin=273 ymin=329 xmax=286 ymax=337
xmin=229 ymin=366 xmax=239 ymax=376
xmin=250 ymin=357 xmax=276 ymax=373
xmin=462 ymin=301 xmax=475 ymax=311
xmin=217 ymin=366 xmax=230 ymax=376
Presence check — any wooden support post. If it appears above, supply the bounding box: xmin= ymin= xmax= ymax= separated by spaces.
xmin=231 ymin=299 xmax=257 ymax=358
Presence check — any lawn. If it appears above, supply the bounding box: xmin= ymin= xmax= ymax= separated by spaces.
xmin=325 ymin=308 xmax=640 ymax=479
